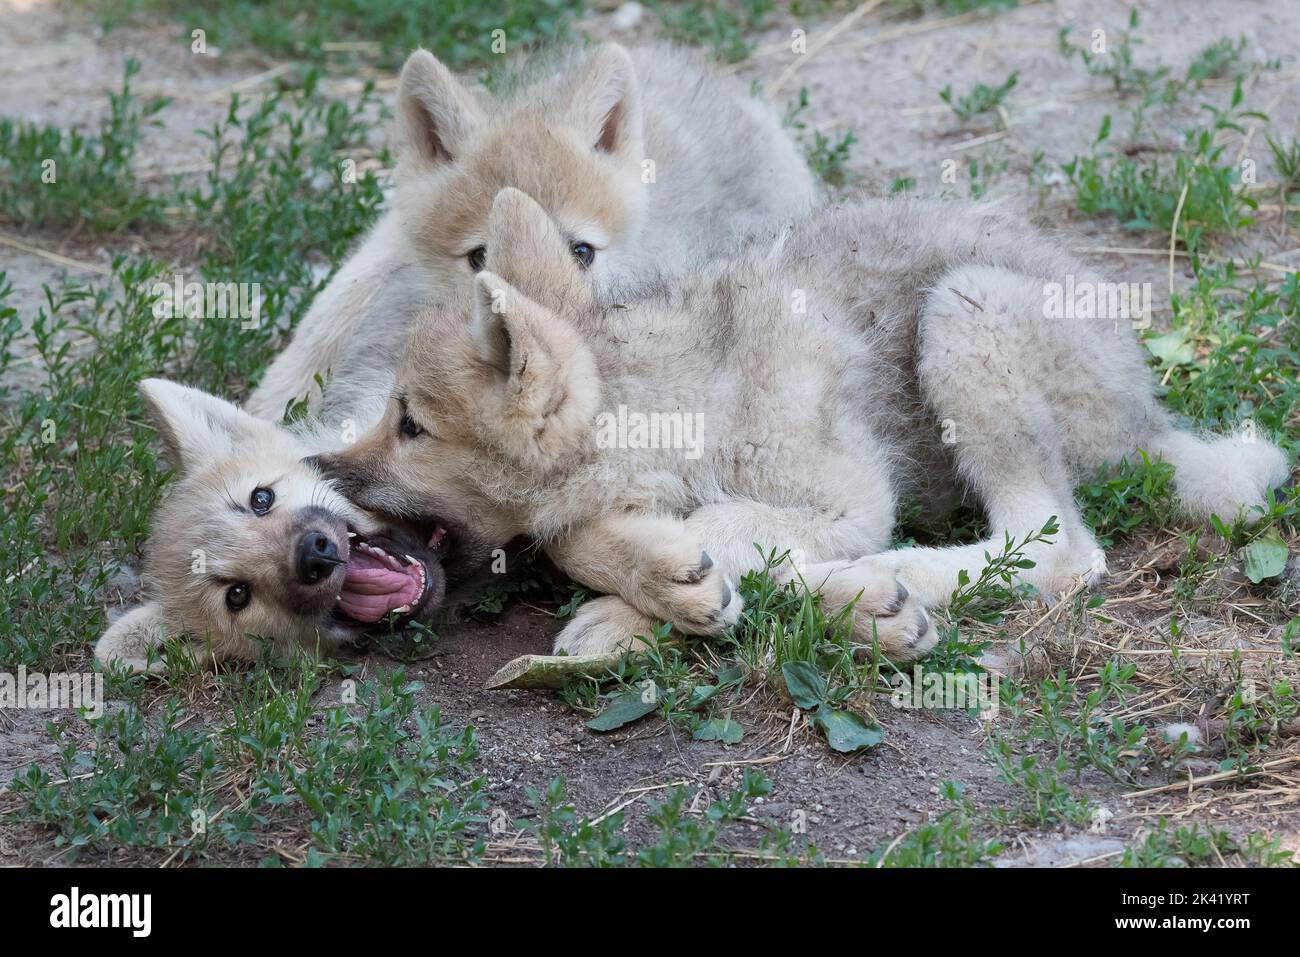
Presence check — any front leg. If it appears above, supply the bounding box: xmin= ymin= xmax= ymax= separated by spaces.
xmin=551 ymin=595 xmax=661 ymax=657
xmin=545 ymin=512 xmax=740 ymax=636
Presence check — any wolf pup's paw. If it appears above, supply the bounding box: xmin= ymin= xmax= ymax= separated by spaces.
xmin=806 ymin=561 xmax=937 ymax=662
xmin=860 ymin=602 xmax=939 ymax=663
xmin=552 ymin=596 xmax=658 ymax=657
xmin=636 ymin=551 xmax=743 ymax=636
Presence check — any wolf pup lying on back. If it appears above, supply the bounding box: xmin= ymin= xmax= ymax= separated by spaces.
xmin=95 ymin=42 xmax=818 ymax=672
xmin=319 ymin=188 xmax=1291 ymax=661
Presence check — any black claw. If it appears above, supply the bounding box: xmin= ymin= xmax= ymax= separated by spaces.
xmin=699 ymin=550 xmax=714 ymax=572
xmin=720 ymin=581 xmax=732 ymax=610
xmin=913 ymin=610 xmax=929 ymax=644
xmin=1271 ymin=485 xmax=1294 ymax=504
xmin=885 ymin=581 xmax=909 ymax=612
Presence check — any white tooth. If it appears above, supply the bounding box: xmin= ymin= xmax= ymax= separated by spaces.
xmin=404 ymin=554 xmax=416 ymax=565
xmin=348 ymin=532 xmax=357 ymax=539
xmin=393 ymin=604 xmax=410 ymax=614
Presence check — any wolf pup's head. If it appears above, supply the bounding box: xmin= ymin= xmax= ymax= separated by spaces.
xmin=318 ymin=189 xmax=602 ymax=580
xmin=394 ymin=42 xmax=646 ymax=298
xmin=95 ymin=380 xmax=445 ymax=672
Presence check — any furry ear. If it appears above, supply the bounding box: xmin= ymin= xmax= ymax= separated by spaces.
xmin=485 ymin=187 xmax=589 ymax=303
xmin=95 ymin=603 xmax=170 ymax=674
xmin=563 ymin=44 xmax=643 ymax=157
xmin=397 ymin=49 xmax=484 ymax=166
xmin=139 ymin=378 xmax=272 ymax=472
xmin=470 ymin=271 xmax=525 ymax=375
xmin=471 ymin=271 xmax=601 ymax=466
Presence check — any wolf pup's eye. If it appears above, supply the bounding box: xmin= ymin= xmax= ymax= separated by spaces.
xmin=250 ymin=487 xmax=274 ymax=514
xmin=226 ymin=583 xmax=251 ymax=613
xmin=467 ymin=246 xmax=486 ymax=272
xmin=571 ymin=242 xmax=595 ymax=269
xmin=400 ymin=413 xmax=425 ymax=440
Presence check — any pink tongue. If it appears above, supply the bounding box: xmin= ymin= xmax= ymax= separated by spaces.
xmin=338 ymin=550 xmax=422 ymax=622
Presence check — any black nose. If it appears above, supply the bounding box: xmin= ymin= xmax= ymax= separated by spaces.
xmin=296 ymin=530 xmax=342 ymax=584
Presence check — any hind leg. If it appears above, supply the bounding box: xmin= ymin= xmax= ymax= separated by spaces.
xmin=857 ymin=266 xmax=1141 ymax=606
xmin=875 ymin=263 xmax=1291 ymax=604
xmin=935 ymin=267 xmax=1289 ymax=526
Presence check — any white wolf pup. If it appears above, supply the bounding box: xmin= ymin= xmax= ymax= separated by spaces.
xmin=95 ymin=43 xmax=818 ymax=671
xmin=319 ymin=188 xmax=1291 ymax=661
xmin=246 ymin=41 xmax=817 ymax=420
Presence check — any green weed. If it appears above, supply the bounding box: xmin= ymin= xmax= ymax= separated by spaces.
xmin=939 ymin=72 xmax=1017 ymax=121
xmin=0 ymin=59 xmax=167 ymax=232
xmin=12 ymin=664 xmax=486 ymax=864
xmin=651 ymin=0 xmax=774 ymax=64
xmin=90 ymin=0 xmax=586 ymax=71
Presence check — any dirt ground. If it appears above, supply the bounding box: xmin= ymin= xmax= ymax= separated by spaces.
xmin=1 ymin=0 xmax=1299 ymax=866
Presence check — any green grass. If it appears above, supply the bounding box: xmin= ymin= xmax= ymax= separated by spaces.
xmin=1117 ymin=819 xmax=1295 ymax=867
xmin=889 ymin=0 xmax=1017 ymax=15
xmin=0 ymin=59 xmax=168 ymax=232
xmin=11 ymin=663 xmax=487 ymax=864
xmin=465 ymin=549 xmax=588 ymax=618
xmin=1058 ymin=10 xmax=1253 ymax=124
xmin=1267 ymin=134 xmax=1300 ymax=204
xmin=88 ymin=0 xmax=587 ymax=71
xmin=1055 ymin=12 xmax=1273 ymax=251
xmin=1159 ymin=265 xmax=1300 ymax=455
xmin=1062 ymin=98 xmax=1258 ymax=253
xmin=1076 ymin=452 xmax=1177 ymax=548
xmin=650 ymin=0 xmax=774 ymax=64
xmin=520 ymin=770 xmax=817 ymax=866
xmin=870 ymin=781 xmax=1003 ymax=866
xmin=784 ymin=87 xmax=858 ymax=187
xmin=939 ymin=71 xmax=1017 ymax=121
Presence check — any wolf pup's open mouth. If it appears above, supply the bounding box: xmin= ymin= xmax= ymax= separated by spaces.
xmin=333 ymin=527 xmax=447 ymax=628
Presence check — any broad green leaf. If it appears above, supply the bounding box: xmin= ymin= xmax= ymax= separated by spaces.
xmin=687 ymin=683 xmax=720 ymax=710
xmin=1243 ymin=530 xmax=1289 ymax=583
xmin=586 ymin=686 xmax=659 ymax=732
xmin=1144 ymin=329 xmax=1195 ymax=367
xmin=813 ymin=705 xmax=884 ymax=753
xmin=782 ymin=661 xmax=828 ymax=709
xmin=714 ymin=664 xmax=745 ymax=686
xmin=692 ymin=715 xmax=744 ymax=744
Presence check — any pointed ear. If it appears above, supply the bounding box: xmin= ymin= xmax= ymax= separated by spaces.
xmin=95 ymin=603 xmax=170 ymax=675
xmin=485 ymin=187 xmax=588 ymax=300
xmin=470 ymin=271 xmax=600 ymax=468
xmin=139 ymin=378 xmax=270 ymax=472
xmin=470 ymin=271 xmax=523 ymax=375
xmin=397 ymin=49 xmax=484 ymax=166
xmin=564 ymin=43 xmax=643 ymax=157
